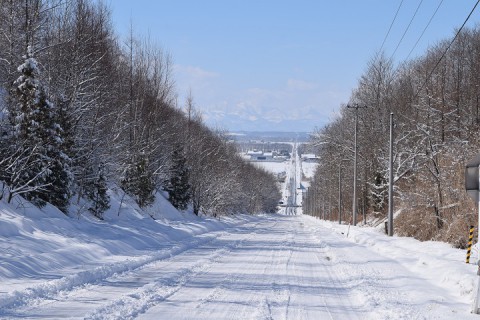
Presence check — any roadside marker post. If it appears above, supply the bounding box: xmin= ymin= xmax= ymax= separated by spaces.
xmin=467 ymin=226 xmax=474 ymax=264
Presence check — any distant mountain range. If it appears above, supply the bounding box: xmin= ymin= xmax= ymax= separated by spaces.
xmin=226 ymin=131 xmax=311 ymax=142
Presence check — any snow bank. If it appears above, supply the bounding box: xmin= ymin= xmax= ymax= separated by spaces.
xmin=305 ymin=217 xmax=479 ymax=310
xmin=0 ymin=188 xmax=258 ymax=313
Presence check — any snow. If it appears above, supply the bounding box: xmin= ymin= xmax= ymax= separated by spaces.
xmin=253 ymin=160 xmax=288 ymax=174
xmin=1 ymin=152 xmax=480 ymax=319
xmin=301 ymin=161 xmax=317 ymax=179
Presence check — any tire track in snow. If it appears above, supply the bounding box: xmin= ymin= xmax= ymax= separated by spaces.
xmin=286 ymin=222 xmax=309 ymax=320
xmin=193 ymin=261 xmax=244 ymax=310
xmin=187 ymin=220 xmax=281 ymax=319
xmin=281 ymin=218 xmax=359 ymax=319
xmin=253 ymin=248 xmax=278 ymax=320
xmin=283 ymin=230 xmax=296 ymax=319
xmin=84 ymin=221 xmax=273 ymax=319
xmin=253 ymin=222 xmax=295 ymax=320
xmin=312 ymin=246 xmax=343 ymax=320
xmin=3 ymin=234 xmax=222 ymax=318
xmin=0 ymin=219 xmax=259 ymax=317
xmin=84 ymin=241 xmax=240 ymax=319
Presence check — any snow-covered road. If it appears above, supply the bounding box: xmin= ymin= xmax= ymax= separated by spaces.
xmin=3 ymin=213 xmax=475 ymax=319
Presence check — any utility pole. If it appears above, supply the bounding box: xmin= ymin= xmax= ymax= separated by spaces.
xmin=322 ymin=193 xmax=325 ymax=220
xmin=338 ymin=165 xmax=342 ymax=224
xmin=363 ymin=196 xmax=366 ymax=225
xmin=388 ymin=113 xmax=394 ymax=236
xmin=338 ymin=159 xmax=349 ymax=224
xmin=347 ymin=104 xmax=367 ymax=226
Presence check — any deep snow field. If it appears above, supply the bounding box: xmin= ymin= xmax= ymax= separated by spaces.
xmin=0 ymin=156 xmax=479 ymax=319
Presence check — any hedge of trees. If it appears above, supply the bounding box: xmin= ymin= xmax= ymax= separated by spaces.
xmin=305 ymin=26 xmax=480 ymax=248
xmin=0 ymin=0 xmax=281 ymax=218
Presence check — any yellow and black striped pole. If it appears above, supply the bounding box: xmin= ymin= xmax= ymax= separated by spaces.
xmin=467 ymin=225 xmax=475 ymax=264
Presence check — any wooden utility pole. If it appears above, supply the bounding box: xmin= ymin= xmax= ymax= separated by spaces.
xmin=388 ymin=113 xmax=394 ymax=236
xmin=347 ymin=104 xmax=367 ymax=226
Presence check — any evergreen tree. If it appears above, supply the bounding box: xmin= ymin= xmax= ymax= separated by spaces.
xmin=86 ymin=162 xmax=110 ymax=219
xmin=165 ymin=145 xmax=191 ymax=210
xmin=121 ymin=153 xmax=155 ymax=207
xmin=6 ymin=47 xmax=72 ymax=211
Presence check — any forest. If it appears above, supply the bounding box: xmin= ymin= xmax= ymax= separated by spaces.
xmin=0 ymin=0 xmax=281 ymax=218
xmin=304 ymin=25 xmax=480 ymax=247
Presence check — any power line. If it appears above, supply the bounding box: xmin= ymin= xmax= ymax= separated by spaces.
xmin=414 ymin=0 xmax=480 ymax=98
xmin=404 ymin=0 xmax=444 ymax=61
xmin=379 ymin=0 xmax=404 ymax=53
xmin=390 ymin=0 xmax=424 ymax=61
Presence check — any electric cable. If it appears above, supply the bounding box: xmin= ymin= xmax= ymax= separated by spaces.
xmin=414 ymin=0 xmax=480 ymax=98
xmin=390 ymin=0 xmax=424 ymax=61
xmin=379 ymin=0 xmax=404 ymax=54
xmin=405 ymin=0 xmax=444 ymax=61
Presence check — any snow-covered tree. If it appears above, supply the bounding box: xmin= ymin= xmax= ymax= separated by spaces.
xmin=165 ymin=145 xmax=191 ymax=211
xmin=122 ymin=153 xmax=155 ymax=208
xmin=86 ymin=162 xmax=110 ymax=219
xmin=5 ymin=47 xmax=72 ymax=211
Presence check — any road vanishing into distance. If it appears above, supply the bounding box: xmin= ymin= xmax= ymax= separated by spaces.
xmin=6 ymin=213 xmax=465 ymax=319
xmin=2 ymin=143 xmax=472 ymax=320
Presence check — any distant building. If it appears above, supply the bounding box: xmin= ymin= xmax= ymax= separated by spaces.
xmin=246 ymin=150 xmax=263 ymax=156
xmin=279 ymin=150 xmax=291 ymax=158
xmin=301 ymin=154 xmax=319 ymax=163
xmin=246 ymin=150 xmax=265 ymax=161
xmin=245 ymin=150 xmax=284 ymax=162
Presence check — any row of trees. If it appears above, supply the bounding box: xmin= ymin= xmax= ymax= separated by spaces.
xmin=305 ymin=26 xmax=480 ymax=247
xmin=0 ymin=0 xmax=280 ymax=218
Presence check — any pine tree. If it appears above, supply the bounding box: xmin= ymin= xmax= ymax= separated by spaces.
xmin=86 ymin=162 xmax=110 ymax=219
xmin=6 ymin=47 xmax=72 ymax=211
xmin=121 ymin=153 xmax=155 ymax=207
xmin=165 ymin=145 xmax=191 ymax=210
xmin=135 ymin=155 xmax=155 ymax=207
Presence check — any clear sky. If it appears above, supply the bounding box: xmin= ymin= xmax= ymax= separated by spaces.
xmin=106 ymin=0 xmax=480 ymax=133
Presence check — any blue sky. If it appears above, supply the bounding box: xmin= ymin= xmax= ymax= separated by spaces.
xmin=107 ymin=0 xmax=480 ymax=132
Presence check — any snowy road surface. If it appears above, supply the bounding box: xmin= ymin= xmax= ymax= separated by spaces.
xmin=2 ymin=213 xmax=474 ymax=319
